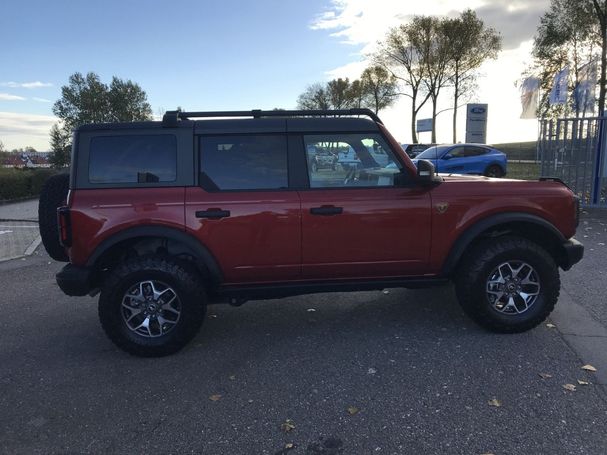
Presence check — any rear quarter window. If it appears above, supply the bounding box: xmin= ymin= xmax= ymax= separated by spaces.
xmin=88 ymin=135 xmax=177 ymax=184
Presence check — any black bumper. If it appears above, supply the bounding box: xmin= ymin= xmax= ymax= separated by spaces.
xmin=561 ymin=238 xmax=584 ymax=271
xmin=56 ymin=264 xmax=93 ymax=296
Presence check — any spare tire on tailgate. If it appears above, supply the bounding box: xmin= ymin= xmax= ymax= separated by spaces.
xmin=38 ymin=173 xmax=69 ymax=262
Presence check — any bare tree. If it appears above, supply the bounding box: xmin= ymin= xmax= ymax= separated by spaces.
xmin=374 ymin=24 xmax=431 ymax=143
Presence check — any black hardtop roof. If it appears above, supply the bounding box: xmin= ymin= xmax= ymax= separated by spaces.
xmin=76 ymin=109 xmax=383 ymax=134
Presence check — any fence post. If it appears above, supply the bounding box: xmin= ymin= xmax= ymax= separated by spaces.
xmin=593 ymin=116 xmax=606 ymax=205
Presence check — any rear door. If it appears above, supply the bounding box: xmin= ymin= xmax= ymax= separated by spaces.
xmin=185 ymin=122 xmax=301 ymax=284
xmin=296 ymin=132 xmax=432 ymax=280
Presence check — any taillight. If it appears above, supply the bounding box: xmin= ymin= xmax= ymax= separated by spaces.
xmin=57 ymin=206 xmax=72 ymax=247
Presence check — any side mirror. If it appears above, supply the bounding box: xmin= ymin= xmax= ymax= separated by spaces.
xmin=416 ymin=159 xmax=441 ymax=185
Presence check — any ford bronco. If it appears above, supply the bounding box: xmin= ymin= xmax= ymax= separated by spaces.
xmin=38 ymin=109 xmax=583 ymax=356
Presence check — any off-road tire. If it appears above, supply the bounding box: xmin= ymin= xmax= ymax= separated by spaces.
xmin=455 ymin=236 xmax=560 ymax=333
xmin=99 ymin=255 xmax=206 ymax=357
xmin=484 ymin=165 xmax=503 ymax=178
xmin=38 ymin=173 xmax=69 ymax=261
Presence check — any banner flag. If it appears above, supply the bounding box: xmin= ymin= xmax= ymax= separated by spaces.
xmin=549 ymin=68 xmax=569 ymax=105
xmin=573 ymin=61 xmax=597 ymax=115
xmin=520 ymin=77 xmax=540 ymax=119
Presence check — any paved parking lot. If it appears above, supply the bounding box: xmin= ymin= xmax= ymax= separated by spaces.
xmin=0 ymin=205 xmax=606 ymax=454
xmin=0 ymin=199 xmax=40 ymax=262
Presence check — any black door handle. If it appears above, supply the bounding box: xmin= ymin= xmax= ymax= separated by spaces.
xmin=310 ymin=206 xmax=343 ymax=216
xmin=195 ymin=209 xmax=231 ymax=219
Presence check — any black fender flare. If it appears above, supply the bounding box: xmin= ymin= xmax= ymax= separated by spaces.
xmin=86 ymin=225 xmax=223 ymax=284
xmin=441 ymin=212 xmax=566 ymax=276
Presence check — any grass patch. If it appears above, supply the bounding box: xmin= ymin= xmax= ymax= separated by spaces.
xmin=491 ymin=141 xmax=537 ymax=161
xmin=507 ymin=162 xmax=540 ymax=180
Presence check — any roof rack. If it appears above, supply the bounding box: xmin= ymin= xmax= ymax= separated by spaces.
xmin=161 ymin=108 xmax=383 ymax=128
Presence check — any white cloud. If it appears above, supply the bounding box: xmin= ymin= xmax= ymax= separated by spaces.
xmin=1 ymin=81 xmax=53 ymax=89
xmin=0 ymin=111 xmax=57 ymax=150
xmin=0 ymin=93 xmax=26 ymax=101
xmin=32 ymin=97 xmax=52 ymax=103
xmin=309 ymin=0 xmax=548 ymax=144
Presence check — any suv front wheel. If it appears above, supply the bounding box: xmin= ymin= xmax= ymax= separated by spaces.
xmin=98 ymin=255 xmax=206 ymax=357
xmin=455 ymin=236 xmax=560 ymax=333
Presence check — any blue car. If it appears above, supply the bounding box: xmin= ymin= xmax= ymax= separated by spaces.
xmin=412 ymin=144 xmax=507 ymax=177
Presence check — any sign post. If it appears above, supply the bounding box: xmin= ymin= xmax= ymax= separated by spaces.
xmin=465 ymin=104 xmax=488 ymax=144
xmin=416 ymin=118 xmax=433 ymax=133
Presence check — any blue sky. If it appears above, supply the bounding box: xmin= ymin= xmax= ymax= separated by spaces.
xmin=1 ymin=0 xmax=549 ymax=149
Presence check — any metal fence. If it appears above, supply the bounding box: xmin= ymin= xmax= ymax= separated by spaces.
xmin=539 ymin=117 xmax=607 ymax=207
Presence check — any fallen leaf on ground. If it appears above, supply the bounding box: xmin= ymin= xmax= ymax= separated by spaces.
xmin=581 ymin=364 xmax=597 ymax=372
xmin=229 ymin=375 xmax=236 ymax=380
xmin=538 ymin=373 xmax=553 ymax=379
xmin=285 ymin=443 xmax=295 ymax=450
xmin=546 ymin=323 xmax=556 ymax=328
xmin=368 ymin=367 xmax=377 ymax=375
xmin=487 ymin=398 xmax=502 ymax=407
xmin=562 ymin=384 xmax=577 ymax=392
xmin=306 ymin=308 xmax=316 ymax=312
xmin=208 ymin=314 xmax=217 ymax=318
xmin=209 ymin=394 xmax=222 ymax=401
xmin=577 ymin=379 xmax=590 ymax=385
xmin=280 ymin=419 xmax=296 ymax=433
xmin=347 ymin=406 xmax=360 ymax=415
xmin=382 ymin=289 xmax=390 ymax=294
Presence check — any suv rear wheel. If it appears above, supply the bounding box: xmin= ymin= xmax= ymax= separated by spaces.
xmin=455 ymin=236 xmax=560 ymax=333
xmin=98 ymin=255 xmax=206 ymax=357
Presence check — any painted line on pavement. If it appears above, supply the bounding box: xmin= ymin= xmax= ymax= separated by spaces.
xmin=24 ymin=236 xmax=42 ymax=256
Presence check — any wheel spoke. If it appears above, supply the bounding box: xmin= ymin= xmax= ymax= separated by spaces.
xmin=126 ymin=308 xmax=144 ymax=322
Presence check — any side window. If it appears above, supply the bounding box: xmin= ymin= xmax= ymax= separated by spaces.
xmin=465 ymin=146 xmax=488 ymax=157
xmin=89 ymin=135 xmax=177 ymax=184
xmin=303 ymin=134 xmax=402 ymax=188
xmin=199 ymin=135 xmax=288 ymax=191
xmin=447 ymin=147 xmax=466 ymax=159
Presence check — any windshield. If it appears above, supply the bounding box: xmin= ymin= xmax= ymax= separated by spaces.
xmin=415 ymin=146 xmax=450 ymax=160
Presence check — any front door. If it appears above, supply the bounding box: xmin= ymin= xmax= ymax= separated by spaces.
xmin=298 ymin=132 xmax=432 ymax=280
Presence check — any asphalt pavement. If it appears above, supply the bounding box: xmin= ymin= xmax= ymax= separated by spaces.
xmin=0 ymin=202 xmax=606 ymax=454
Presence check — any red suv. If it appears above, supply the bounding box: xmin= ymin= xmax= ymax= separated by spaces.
xmin=38 ymin=109 xmax=583 ymax=357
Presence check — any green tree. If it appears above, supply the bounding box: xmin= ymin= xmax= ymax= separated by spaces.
xmin=296 ymin=82 xmax=331 ymax=109
xmin=326 ymin=78 xmax=353 ymax=109
xmin=360 ymin=66 xmax=398 ymax=114
xmin=443 ymin=10 xmax=501 ymax=142
xmin=413 ymin=16 xmax=452 ymax=143
xmin=50 ymin=71 xmax=153 ymax=167
xmin=591 ymin=0 xmax=607 ymax=114
xmin=0 ymin=140 xmax=8 ymax=162
xmin=530 ymin=0 xmax=600 ymax=117
xmin=49 ymin=124 xmax=71 ymax=168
